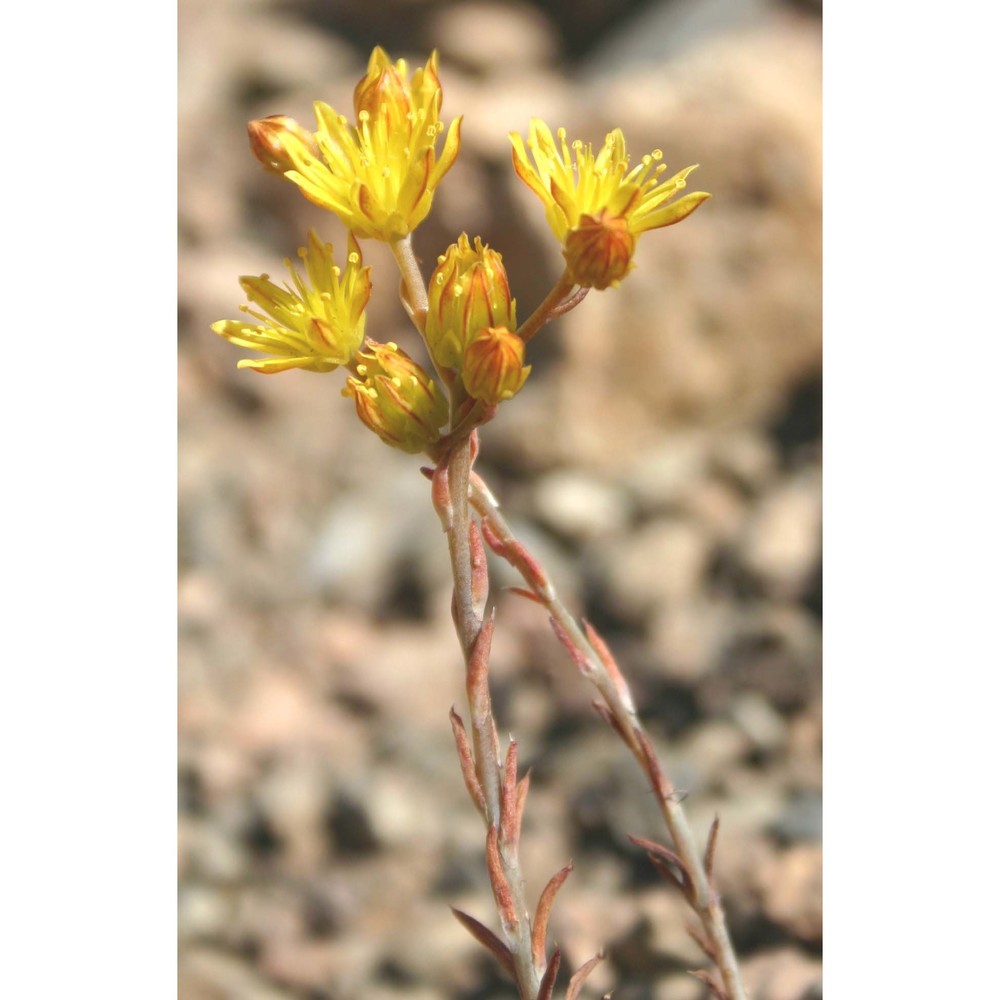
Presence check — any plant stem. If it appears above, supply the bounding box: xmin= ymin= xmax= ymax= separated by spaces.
xmin=390 ymin=235 xmax=429 ymax=328
xmin=469 ymin=473 xmax=748 ymax=1000
xmin=516 ymin=270 xmax=577 ymax=344
xmin=443 ymin=441 xmax=541 ymax=999
xmin=391 ymin=241 xmax=542 ymax=998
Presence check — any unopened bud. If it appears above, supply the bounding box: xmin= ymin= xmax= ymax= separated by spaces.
xmin=426 ymin=234 xmax=515 ymax=370
xmin=563 ymin=210 xmax=636 ymax=290
xmin=462 ymin=327 xmax=530 ymax=406
xmin=353 ymin=46 xmax=413 ymax=129
xmin=343 ymin=341 xmax=448 ymax=453
xmin=247 ymin=115 xmax=319 ymax=175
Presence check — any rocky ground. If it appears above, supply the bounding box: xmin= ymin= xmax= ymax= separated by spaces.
xmin=179 ymin=2 xmax=822 ymax=997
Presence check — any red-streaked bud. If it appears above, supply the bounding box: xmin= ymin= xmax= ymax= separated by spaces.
xmin=563 ymin=209 xmax=636 ymax=290
xmin=426 ymin=234 xmax=516 ymax=370
xmin=353 ymin=46 xmax=413 ymax=129
xmin=247 ymin=115 xmax=319 ymax=175
xmin=461 ymin=326 xmax=530 ymax=405
xmin=343 ymin=340 xmax=447 ymax=453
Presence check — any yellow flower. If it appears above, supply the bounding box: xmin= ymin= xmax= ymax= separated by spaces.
xmin=425 ymin=234 xmax=516 ymax=370
xmin=212 ymin=231 xmax=371 ymax=374
xmin=510 ymin=119 xmax=710 ymax=289
xmin=343 ymin=341 xmax=448 ymax=453
xmin=260 ymin=47 xmax=462 ymax=242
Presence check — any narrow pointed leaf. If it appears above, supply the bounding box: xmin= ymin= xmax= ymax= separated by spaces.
xmin=531 ymin=863 xmax=574 ymax=968
xmin=689 ymin=968 xmax=728 ymax=1000
xmin=449 ymin=707 xmax=486 ymax=817
xmin=450 ymin=907 xmax=516 ymax=979
xmin=536 ymin=947 xmax=562 ymax=1000
xmin=704 ymin=815 xmax=720 ymax=883
xmin=566 ymin=951 xmax=605 ymax=1000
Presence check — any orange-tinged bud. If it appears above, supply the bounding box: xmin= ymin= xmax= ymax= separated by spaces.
xmin=353 ymin=46 xmax=413 ymax=130
xmin=247 ymin=115 xmax=320 ymax=176
xmin=563 ymin=210 xmax=636 ymax=290
xmin=462 ymin=327 xmax=531 ymax=406
xmin=426 ymin=234 xmax=516 ymax=370
xmin=343 ymin=341 xmax=448 ymax=453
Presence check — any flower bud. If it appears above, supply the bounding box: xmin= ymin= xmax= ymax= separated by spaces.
xmin=461 ymin=327 xmax=531 ymax=406
xmin=426 ymin=234 xmax=516 ymax=370
xmin=563 ymin=209 xmax=636 ymax=290
xmin=353 ymin=46 xmax=413 ymax=131
xmin=247 ymin=116 xmax=320 ymax=176
xmin=343 ymin=341 xmax=448 ymax=453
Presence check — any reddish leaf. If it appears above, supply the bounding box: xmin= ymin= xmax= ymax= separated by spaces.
xmin=704 ymin=815 xmax=721 ymax=883
xmin=450 ymin=907 xmax=516 ymax=979
xmin=485 ymin=826 xmax=517 ymax=930
xmin=689 ymin=968 xmax=728 ymax=1000
xmin=449 ymin=707 xmax=485 ymax=817
xmin=566 ymin=950 xmax=605 ymax=1000
xmin=536 ymin=947 xmax=562 ymax=1000
xmin=531 ymin=863 xmax=574 ymax=968
xmin=549 ymin=616 xmax=594 ymax=678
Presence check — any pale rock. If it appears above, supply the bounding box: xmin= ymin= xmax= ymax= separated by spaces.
xmin=628 ymin=432 xmax=711 ymax=512
xmin=654 ymin=973 xmax=706 ymax=1000
xmin=179 ymin=886 xmax=232 ymax=941
xmin=678 ymin=720 xmax=751 ymax=787
xmin=649 ymin=598 xmax=734 ymax=683
xmin=741 ymin=468 xmax=821 ymax=598
xmin=431 ymin=0 xmax=561 ymax=72
xmin=533 ymin=469 xmax=631 ymax=541
xmin=710 ymin=428 xmax=780 ymax=493
xmin=741 ymin=946 xmax=823 ymax=1000
xmin=758 ymin=843 xmax=823 ymax=943
xmin=605 ymin=517 xmax=713 ymax=616
xmin=730 ymin=691 xmax=788 ymax=754
xmin=256 ymin=756 xmax=330 ymax=870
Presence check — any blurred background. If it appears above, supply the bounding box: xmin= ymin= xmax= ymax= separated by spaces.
xmin=179 ymin=1 xmax=821 ymax=998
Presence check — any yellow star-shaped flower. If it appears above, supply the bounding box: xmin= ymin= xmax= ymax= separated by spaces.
xmin=510 ymin=119 xmax=710 ymax=288
xmin=212 ymin=231 xmax=371 ymax=374
xmin=251 ymin=48 xmax=462 ymax=242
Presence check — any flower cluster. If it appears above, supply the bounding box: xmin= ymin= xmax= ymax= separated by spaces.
xmin=213 ymin=48 xmax=709 ymax=451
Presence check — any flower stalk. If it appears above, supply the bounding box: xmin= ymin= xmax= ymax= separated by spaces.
xmin=469 ymin=474 xmax=748 ymax=1000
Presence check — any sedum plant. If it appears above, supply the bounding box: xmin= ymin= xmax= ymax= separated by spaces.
xmin=212 ymin=46 xmax=743 ymax=1000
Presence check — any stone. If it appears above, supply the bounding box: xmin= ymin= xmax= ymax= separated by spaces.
xmin=532 ymin=470 xmax=631 ymax=542
xmin=758 ymin=843 xmax=823 ymax=943
xmin=740 ymin=468 xmax=822 ymax=599
xmin=741 ymin=946 xmax=823 ymax=1000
